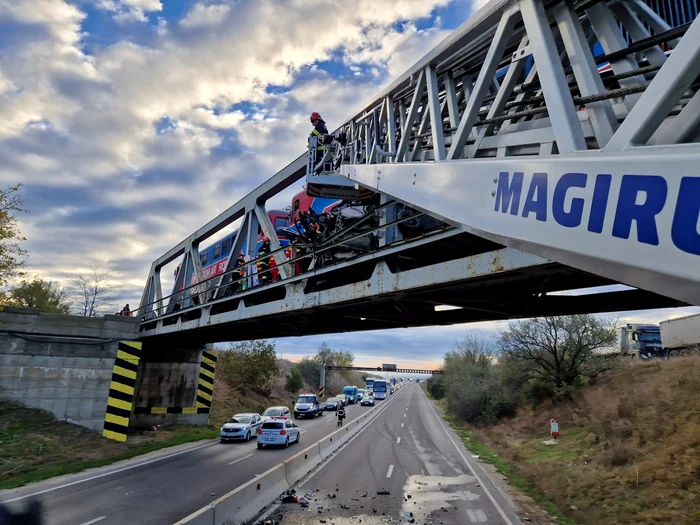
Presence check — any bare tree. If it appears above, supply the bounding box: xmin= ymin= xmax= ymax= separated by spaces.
xmin=498 ymin=314 xmax=618 ymax=390
xmin=66 ymin=263 xmax=121 ymax=317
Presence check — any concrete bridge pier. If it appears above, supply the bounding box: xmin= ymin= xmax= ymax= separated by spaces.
xmin=131 ymin=342 xmax=217 ymax=429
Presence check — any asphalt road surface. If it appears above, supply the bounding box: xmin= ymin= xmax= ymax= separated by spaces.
xmin=274 ymin=382 xmax=523 ymax=525
xmin=0 ymin=401 xmax=369 ymax=525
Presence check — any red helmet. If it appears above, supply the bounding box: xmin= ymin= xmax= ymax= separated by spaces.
xmin=262 ymin=236 xmax=270 ymax=242
xmin=310 ymin=112 xmax=323 ymax=123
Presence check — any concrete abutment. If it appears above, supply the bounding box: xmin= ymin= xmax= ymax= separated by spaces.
xmin=0 ymin=307 xmax=217 ymax=441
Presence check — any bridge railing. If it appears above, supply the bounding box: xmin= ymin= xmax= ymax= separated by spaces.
xmin=135 ymin=198 xmax=455 ymax=321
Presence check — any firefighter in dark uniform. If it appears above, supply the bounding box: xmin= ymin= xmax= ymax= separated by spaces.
xmin=309 ymin=112 xmax=329 ymax=171
xmin=256 ymin=237 xmax=272 ymax=284
xmin=337 ymin=403 xmax=346 ymax=426
xmin=235 ymin=252 xmax=246 ymax=292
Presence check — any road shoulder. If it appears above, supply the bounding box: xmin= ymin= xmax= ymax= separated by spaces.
xmin=425 ymin=394 xmax=561 ymax=525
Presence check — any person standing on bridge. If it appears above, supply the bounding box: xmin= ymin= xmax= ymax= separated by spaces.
xmin=256 ymin=237 xmax=273 ymax=285
xmin=309 ymin=112 xmax=329 ymax=173
xmin=235 ymin=252 xmax=247 ymax=292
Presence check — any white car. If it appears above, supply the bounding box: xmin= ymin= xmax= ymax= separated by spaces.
xmin=360 ymin=395 xmax=375 ymax=406
xmin=261 ymin=406 xmax=292 ymax=421
xmin=257 ymin=419 xmax=300 ymax=448
xmin=220 ymin=413 xmax=262 ymax=442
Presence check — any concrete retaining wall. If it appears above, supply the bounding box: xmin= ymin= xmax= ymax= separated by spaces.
xmin=0 ymin=307 xmax=140 ymax=432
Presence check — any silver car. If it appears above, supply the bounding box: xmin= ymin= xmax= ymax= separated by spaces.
xmin=220 ymin=413 xmax=263 ymax=442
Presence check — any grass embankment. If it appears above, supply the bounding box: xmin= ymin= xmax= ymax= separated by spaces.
xmin=0 ymin=362 xmax=365 ymax=491
xmin=426 ymin=357 xmax=700 ymax=524
xmin=0 ymin=400 xmax=218 ymax=490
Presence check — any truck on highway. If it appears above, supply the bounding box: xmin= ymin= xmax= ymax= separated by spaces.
xmin=373 ymin=380 xmax=388 ymax=400
xmin=293 ymin=394 xmax=326 ymax=419
xmin=594 ymin=323 xmax=663 ymax=359
xmin=365 ymin=378 xmax=375 ymax=393
xmin=342 ymin=385 xmax=359 ymax=404
xmin=661 ymin=313 xmax=700 ymax=357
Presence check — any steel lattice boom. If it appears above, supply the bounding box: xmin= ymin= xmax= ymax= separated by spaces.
xmin=137 ymin=0 xmax=699 ymax=344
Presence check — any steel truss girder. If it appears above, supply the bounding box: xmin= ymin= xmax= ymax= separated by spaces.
xmin=326 ymin=366 xmax=444 ymax=375
xmin=140 ymin=248 xmax=548 ymax=338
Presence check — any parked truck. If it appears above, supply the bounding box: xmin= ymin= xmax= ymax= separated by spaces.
xmin=293 ymin=394 xmax=326 ymax=419
xmin=661 ymin=313 xmax=700 ymax=357
xmin=594 ymin=324 xmax=663 ymax=359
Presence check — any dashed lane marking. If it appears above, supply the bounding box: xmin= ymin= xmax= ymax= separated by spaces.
xmin=228 ymin=453 xmax=254 ymax=466
xmin=386 ymin=465 xmax=394 ymax=478
xmin=467 ymin=509 xmax=488 ymax=522
xmin=401 ymin=423 xmax=404 ymax=428
xmin=396 ymin=437 xmax=401 ymax=444
xmin=79 ymin=517 xmax=106 ymax=525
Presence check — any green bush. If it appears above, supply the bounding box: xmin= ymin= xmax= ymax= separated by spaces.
xmin=296 ymin=357 xmax=322 ymax=388
xmin=218 ymin=340 xmax=279 ymax=395
xmin=427 ymin=375 xmax=445 ymax=399
xmin=285 ymin=366 xmax=304 ymax=393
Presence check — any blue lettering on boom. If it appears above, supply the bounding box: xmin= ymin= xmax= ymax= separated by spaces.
xmin=492 ymin=171 xmax=700 ymax=256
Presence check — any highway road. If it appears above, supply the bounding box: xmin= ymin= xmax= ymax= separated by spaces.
xmin=0 ymin=400 xmax=370 ymax=525
xmin=273 ymin=382 xmax=523 ymax=525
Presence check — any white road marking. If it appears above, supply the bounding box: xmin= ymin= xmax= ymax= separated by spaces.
xmin=228 ymin=453 xmax=254 ymax=466
xmin=0 ymin=441 xmax=218 ymax=504
xmin=467 ymin=509 xmax=488 ymax=522
xmin=401 ymin=423 xmax=404 ymax=428
xmin=404 ymin=414 xmax=406 ymax=417
xmin=423 ymin=389 xmax=514 ymax=525
xmin=396 ymin=437 xmax=401 ymax=444
xmin=386 ymin=465 xmax=394 ymax=478
xmin=301 ymin=431 xmax=307 ymax=434
xmin=79 ymin=517 xmax=106 ymax=525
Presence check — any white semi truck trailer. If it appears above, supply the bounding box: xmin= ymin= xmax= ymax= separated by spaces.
xmin=660 ymin=314 xmax=700 ymax=356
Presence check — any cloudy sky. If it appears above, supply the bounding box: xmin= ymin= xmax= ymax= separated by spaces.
xmin=4 ymin=0 xmax=698 ymax=369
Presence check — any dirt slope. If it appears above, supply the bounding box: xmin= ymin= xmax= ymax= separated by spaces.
xmin=467 ymin=357 xmax=700 ymax=524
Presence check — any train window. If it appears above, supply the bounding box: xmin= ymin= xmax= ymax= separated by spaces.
xmin=275 ymin=217 xmax=288 ymax=230
xmin=201 ymin=251 xmax=208 ymax=266
xmin=222 ymin=238 xmax=231 ymax=255
xmin=214 ymin=244 xmax=221 ymax=259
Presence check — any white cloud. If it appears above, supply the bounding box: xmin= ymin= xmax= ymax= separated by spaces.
xmin=95 ymin=0 xmax=162 ymax=23
xmin=3 ymin=0 xmax=455 ymax=295
xmin=180 ymin=3 xmax=231 ymax=28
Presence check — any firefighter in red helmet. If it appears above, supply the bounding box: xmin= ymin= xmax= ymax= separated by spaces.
xmin=309 ymin=112 xmax=329 ymax=170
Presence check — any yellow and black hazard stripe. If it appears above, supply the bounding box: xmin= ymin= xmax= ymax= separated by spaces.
xmin=196 ymin=350 xmax=217 ymax=409
xmin=103 ymin=341 xmax=142 ymax=442
xmin=134 ymin=406 xmax=210 ymax=415
xmin=318 ymin=385 xmax=325 ymax=399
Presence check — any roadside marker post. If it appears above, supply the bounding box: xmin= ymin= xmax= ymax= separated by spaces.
xmin=550 ymin=419 xmax=560 ymax=443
